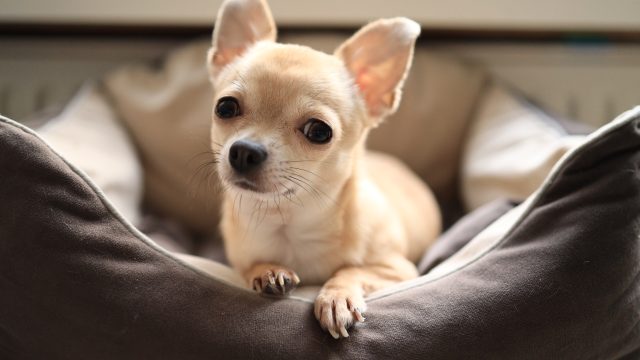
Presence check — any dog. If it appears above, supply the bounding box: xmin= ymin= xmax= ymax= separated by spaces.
xmin=207 ymin=0 xmax=441 ymax=339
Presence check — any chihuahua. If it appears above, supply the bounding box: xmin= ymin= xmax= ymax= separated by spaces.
xmin=207 ymin=0 xmax=441 ymax=339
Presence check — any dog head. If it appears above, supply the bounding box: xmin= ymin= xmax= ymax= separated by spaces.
xmin=208 ymin=0 xmax=420 ymax=200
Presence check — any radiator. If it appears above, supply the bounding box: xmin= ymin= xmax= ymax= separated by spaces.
xmin=0 ymin=37 xmax=638 ymax=127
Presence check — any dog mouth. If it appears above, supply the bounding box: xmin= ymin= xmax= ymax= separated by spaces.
xmin=233 ymin=179 xmax=260 ymax=192
xmin=231 ymin=179 xmax=296 ymax=196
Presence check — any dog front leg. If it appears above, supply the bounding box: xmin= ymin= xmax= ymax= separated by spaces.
xmin=314 ymin=256 xmax=418 ymax=338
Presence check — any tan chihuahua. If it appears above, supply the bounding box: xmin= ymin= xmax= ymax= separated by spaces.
xmin=208 ymin=0 xmax=441 ymax=339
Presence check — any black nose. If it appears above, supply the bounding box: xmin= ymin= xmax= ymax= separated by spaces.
xmin=229 ymin=140 xmax=268 ymax=173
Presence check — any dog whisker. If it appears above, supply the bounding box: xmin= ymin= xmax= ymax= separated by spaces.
xmin=257 ymin=199 xmax=270 ymax=230
xmin=288 ymin=166 xmax=326 ymax=181
xmin=242 ymin=195 xmax=261 ymax=242
xmin=249 ymin=198 xmax=270 ymax=233
xmin=282 ymin=174 xmax=322 ymax=207
xmin=279 ymin=176 xmax=305 ymax=207
xmin=283 ymin=169 xmax=335 ymax=208
xmin=293 ymin=171 xmax=335 ymax=204
xmin=278 ymin=179 xmax=302 ymax=207
xmin=271 ymin=182 xmax=286 ymax=224
xmin=188 ymin=149 xmax=220 ymax=162
xmin=232 ymin=191 xmax=240 ymax=220
xmin=187 ymin=158 xmax=225 ymax=201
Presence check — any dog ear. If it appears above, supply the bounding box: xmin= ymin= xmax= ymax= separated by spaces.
xmin=208 ymin=0 xmax=276 ymax=79
xmin=335 ymin=18 xmax=420 ymax=123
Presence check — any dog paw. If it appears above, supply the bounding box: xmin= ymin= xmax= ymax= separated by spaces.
xmin=314 ymin=289 xmax=366 ymax=339
xmin=249 ymin=266 xmax=300 ymax=295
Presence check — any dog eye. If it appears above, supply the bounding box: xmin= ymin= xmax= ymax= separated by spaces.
xmin=301 ymin=119 xmax=332 ymax=144
xmin=215 ymin=96 xmax=241 ymax=119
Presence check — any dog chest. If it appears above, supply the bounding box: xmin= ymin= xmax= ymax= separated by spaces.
xmin=242 ymin=222 xmax=347 ymax=284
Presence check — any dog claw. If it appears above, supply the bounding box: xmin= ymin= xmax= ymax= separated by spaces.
xmin=315 ymin=291 xmax=367 ymax=339
xmin=339 ymin=326 xmax=349 ymax=338
xmin=250 ymin=267 xmax=300 ymax=295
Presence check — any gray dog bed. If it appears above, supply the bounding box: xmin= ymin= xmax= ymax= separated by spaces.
xmin=1 ymin=37 xmax=639 ymax=359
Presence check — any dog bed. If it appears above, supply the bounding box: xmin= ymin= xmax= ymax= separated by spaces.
xmin=1 ymin=36 xmax=639 ymax=359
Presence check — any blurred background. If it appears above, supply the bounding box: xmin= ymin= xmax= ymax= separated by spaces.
xmin=1 ymin=0 xmax=639 ymax=127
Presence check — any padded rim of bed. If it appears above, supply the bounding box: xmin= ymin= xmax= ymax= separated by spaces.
xmin=1 ymin=105 xmax=639 ymax=358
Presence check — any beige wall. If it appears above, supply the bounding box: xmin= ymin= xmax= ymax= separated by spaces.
xmin=1 ymin=36 xmax=639 ymax=126
xmin=1 ymin=0 xmax=640 ymax=31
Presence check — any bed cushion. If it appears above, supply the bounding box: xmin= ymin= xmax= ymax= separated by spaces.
xmin=103 ymin=37 xmax=487 ymax=232
xmin=103 ymin=43 xmax=221 ymax=235
xmin=36 ymin=84 xmax=144 ymax=226
xmin=1 ymin=103 xmax=638 ymax=358
xmin=460 ymin=84 xmax=586 ymax=212
xmin=417 ymin=198 xmax=516 ymax=274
